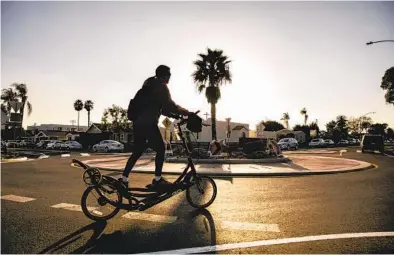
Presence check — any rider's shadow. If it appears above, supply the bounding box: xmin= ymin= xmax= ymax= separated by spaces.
xmin=86 ymin=209 xmax=217 ymax=254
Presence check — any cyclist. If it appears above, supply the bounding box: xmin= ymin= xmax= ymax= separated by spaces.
xmin=120 ymin=65 xmax=192 ymax=189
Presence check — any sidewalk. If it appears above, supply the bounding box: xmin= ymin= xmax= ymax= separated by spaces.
xmin=79 ymin=155 xmax=374 ymax=177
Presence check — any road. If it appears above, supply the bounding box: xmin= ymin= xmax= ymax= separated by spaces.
xmin=1 ymin=147 xmax=394 ymax=253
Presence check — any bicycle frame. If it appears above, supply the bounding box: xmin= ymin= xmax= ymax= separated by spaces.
xmin=76 ymin=118 xmax=202 ymax=212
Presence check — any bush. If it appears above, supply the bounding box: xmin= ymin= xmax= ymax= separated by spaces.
xmin=246 ymin=151 xmax=269 ymax=159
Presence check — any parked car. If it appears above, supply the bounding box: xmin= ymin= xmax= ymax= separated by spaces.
xmin=63 ymin=141 xmax=82 ymax=150
xmin=46 ymin=141 xmax=64 ymax=150
xmin=324 ymin=139 xmax=335 ymax=147
xmin=309 ymin=138 xmax=326 ymax=148
xmin=337 ymin=140 xmax=349 ymax=146
xmin=361 ymin=134 xmax=384 ymax=154
xmin=92 ymin=140 xmax=124 ymax=153
xmin=348 ymin=138 xmax=358 ymax=145
xmin=277 ymin=138 xmax=298 ymax=150
xmin=36 ymin=140 xmax=52 ymax=149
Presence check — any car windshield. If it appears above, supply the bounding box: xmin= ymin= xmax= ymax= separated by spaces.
xmin=279 ymin=139 xmax=289 ymax=143
xmin=312 ymin=139 xmax=320 ymax=142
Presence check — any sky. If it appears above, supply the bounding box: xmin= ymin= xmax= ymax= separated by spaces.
xmin=1 ymin=1 xmax=394 ymax=131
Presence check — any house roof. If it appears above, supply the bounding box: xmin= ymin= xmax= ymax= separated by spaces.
xmin=232 ymin=125 xmax=249 ymax=131
xmin=65 ymin=131 xmax=85 ymax=135
xmin=38 ymin=130 xmax=68 ymax=137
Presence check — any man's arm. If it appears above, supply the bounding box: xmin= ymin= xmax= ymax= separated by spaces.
xmin=154 ymin=82 xmax=189 ymax=116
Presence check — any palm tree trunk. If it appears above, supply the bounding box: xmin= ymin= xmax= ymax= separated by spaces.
xmin=77 ymin=111 xmax=80 ymax=131
xmin=88 ymin=111 xmax=90 ymax=127
xmin=210 ymin=103 xmax=217 ymax=140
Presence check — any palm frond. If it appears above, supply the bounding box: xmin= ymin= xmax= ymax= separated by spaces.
xmin=26 ymin=101 xmax=33 ymax=116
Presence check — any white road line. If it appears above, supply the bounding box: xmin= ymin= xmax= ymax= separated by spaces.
xmin=218 ymin=221 xmax=280 ymax=232
xmin=61 ymin=154 xmax=71 ymax=158
xmin=38 ymin=155 xmax=50 ymax=159
xmin=50 ymin=203 xmax=97 ymax=212
xmin=357 ymin=150 xmax=362 ymax=153
xmin=122 ymin=212 xmax=178 ymax=224
xmin=147 ymin=232 xmax=394 ymax=254
xmin=80 ymin=153 xmax=91 ymax=157
xmin=339 ymin=149 xmax=347 ymax=156
xmin=1 ymin=195 xmax=36 ymax=203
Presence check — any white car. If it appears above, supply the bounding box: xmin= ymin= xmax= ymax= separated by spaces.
xmin=46 ymin=141 xmax=64 ymax=150
xmin=277 ymin=138 xmax=298 ymax=150
xmin=93 ymin=140 xmax=124 ymax=153
xmin=309 ymin=138 xmax=326 ymax=148
xmin=348 ymin=138 xmax=357 ymax=145
xmin=324 ymin=139 xmax=335 ymax=147
xmin=63 ymin=141 xmax=82 ymax=150
xmin=337 ymin=140 xmax=349 ymax=146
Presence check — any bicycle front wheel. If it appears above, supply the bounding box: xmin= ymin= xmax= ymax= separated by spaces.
xmin=81 ymin=183 xmax=122 ymax=221
xmin=186 ymin=176 xmax=217 ymax=209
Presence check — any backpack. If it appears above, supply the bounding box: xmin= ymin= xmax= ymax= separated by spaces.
xmin=127 ymin=87 xmax=149 ymax=121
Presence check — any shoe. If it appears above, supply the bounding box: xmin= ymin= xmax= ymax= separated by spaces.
xmin=151 ymin=177 xmax=172 ymax=188
xmin=118 ymin=178 xmax=129 ymax=189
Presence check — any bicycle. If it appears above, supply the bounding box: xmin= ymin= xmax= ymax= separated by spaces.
xmin=72 ymin=111 xmax=217 ymax=221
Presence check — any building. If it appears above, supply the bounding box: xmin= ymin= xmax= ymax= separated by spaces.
xmin=26 ymin=124 xmax=89 ymax=132
xmin=170 ymin=118 xmax=250 ymax=143
xmin=253 ymin=128 xmax=306 ymax=143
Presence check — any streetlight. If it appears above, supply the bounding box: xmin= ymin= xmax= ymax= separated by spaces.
xmin=366 ymin=40 xmax=394 ymax=45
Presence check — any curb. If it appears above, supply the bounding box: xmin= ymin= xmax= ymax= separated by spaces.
xmin=165 ymin=156 xmax=290 ymax=164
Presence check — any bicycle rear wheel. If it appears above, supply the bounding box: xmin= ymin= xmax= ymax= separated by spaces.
xmin=186 ymin=176 xmax=217 ymax=209
xmin=81 ymin=183 xmax=122 ymax=221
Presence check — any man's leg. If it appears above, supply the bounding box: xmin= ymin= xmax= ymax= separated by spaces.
xmin=121 ymin=129 xmax=146 ymax=184
xmin=147 ymin=125 xmax=167 ymax=183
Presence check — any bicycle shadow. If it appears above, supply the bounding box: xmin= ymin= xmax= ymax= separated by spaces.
xmin=38 ymin=220 xmax=107 ymax=254
xmin=86 ymin=208 xmax=217 ymax=254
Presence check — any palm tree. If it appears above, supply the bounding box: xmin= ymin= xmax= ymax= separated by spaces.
xmin=74 ymin=99 xmax=84 ymax=131
xmin=1 ymin=88 xmax=17 ymax=115
xmin=12 ymin=83 xmax=33 ymax=127
xmin=192 ymin=48 xmax=232 ymax=140
xmin=300 ymin=107 xmax=308 ymax=125
xmin=84 ymin=100 xmax=94 ymax=127
xmin=381 ymin=67 xmax=394 ymax=106
xmin=281 ymin=112 xmax=290 ymax=129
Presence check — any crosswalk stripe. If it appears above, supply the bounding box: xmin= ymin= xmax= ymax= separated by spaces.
xmin=80 ymin=153 xmax=91 ymax=157
xmin=61 ymin=154 xmax=71 ymax=158
xmin=1 ymin=195 xmax=36 ymax=203
xmin=50 ymin=203 xmax=97 ymax=213
xmin=122 ymin=212 xmax=178 ymax=223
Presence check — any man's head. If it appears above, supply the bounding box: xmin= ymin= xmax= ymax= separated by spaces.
xmin=155 ymin=65 xmax=171 ymax=84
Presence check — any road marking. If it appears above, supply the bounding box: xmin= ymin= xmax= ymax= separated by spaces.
xmin=147 ymin=231 xmax=394 ymax=254
xmin=80 ymin=153 xmax=91 ymax=157
xmin=357 ymin=150 xmax=362 ymax=153
xmin=50 ymin=203 xmax=97 ymax=212
xmin=122 ymin=212 xmax=178 ymax=223
xmin=38 ymin=154 xmax=50 ymax=159
xmin=218 ymin=221 xmax=280 ymax=232
xmin=1 ymin=195 xmax=36 ymax=203
xmin=339 ymin=149 xmax=347 ymax=156
xmin=384 ymin=153 xmax=394 ymax=158
xmin=61 ymin=154 xmax=71 ymax=158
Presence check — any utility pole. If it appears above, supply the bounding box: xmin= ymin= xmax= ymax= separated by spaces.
xmin=203 ymin=112 xmax=209 ymax=120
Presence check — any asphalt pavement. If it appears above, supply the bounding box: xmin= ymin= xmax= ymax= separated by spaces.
xmin=1 ymin=147 xmax=393 ymax=253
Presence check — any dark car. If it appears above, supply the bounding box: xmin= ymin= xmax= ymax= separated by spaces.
xmin=361 ymin=134 xmax=384 ymax=154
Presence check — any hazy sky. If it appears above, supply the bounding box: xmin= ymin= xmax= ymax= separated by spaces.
xmin=2 ymin=1 xmax=394 ymax=130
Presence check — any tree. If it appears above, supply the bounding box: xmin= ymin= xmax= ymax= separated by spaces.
xmin=309 ymin=121 xmax=320 ymax=137
xmin=348 ymin=117 xmax=361 ymax=134
xmin=281 ymin=112 xmax=290 ymax=129
xmin=380 ymin=66 xmax=394 ymax=106
xmin=368 ymin=123 xmax=388 ymax=136
xmin=293 ymin=124 xmax=311 ymax=142
xmin=261 ymin=120 xmax=285 ymax=131
xmin=386 ymin=128 xmax=394 ymax=140
xmin=101 ymin=105 xmax=132 ymax=132
xmin=74 ymin=99 xmax=84 ymax=131
xmin=360 ymin=116 xmax=373 ymax=134
xmin=192 ymin=48 xmax=232 ymax=140
xmin=84 ymin=100 xmax=94 ymax=126
xmin=300 ymin=107 xmax=308 ymax=125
